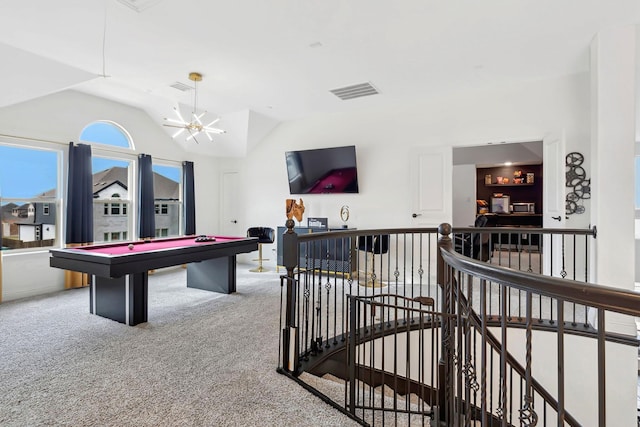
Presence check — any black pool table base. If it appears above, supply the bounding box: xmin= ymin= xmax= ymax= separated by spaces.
xmin=89 ymin=256 xmax=237 ymax=326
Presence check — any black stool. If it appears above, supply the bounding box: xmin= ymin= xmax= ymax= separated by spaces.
xmin=247 ymin=227 xmax=275 ymax=272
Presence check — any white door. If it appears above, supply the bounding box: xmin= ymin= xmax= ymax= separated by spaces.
xmin=410 ymin=146 xmax=452 ymax=282
xmin=410 ymin=146 xmax=453 ymax=227
xmin=542 ymin=132 xmax=566 ymax=276
xmin=220 ymin=171 xmax=241 ymax=236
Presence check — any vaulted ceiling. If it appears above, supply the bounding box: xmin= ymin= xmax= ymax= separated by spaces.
xmin=0 ymin=0 xmax=639 ymax=156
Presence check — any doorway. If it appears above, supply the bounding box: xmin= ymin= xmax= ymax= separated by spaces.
xmin=452 ymin=141 xmax=543 ymax=227
xmin=220 ymin=171 xmax=241 ymax=236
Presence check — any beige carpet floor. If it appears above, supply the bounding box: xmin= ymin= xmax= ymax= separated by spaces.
xmin=0 ymin=266 xmax=359 ymax=427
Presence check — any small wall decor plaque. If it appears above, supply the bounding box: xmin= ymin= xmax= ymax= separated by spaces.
xmin=308 ymin=217 xmax=328 ymax=229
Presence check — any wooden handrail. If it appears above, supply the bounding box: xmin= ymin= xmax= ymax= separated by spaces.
xmin=439 ymin=246 xmax=640 ymax=319
xmin=292 ymin=225 xmax=596 ymax=242
xmin=278 ymin=221 xmax=631 ymax=425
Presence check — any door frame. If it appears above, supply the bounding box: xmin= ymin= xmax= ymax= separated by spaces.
xmin=447 ymin=134 xmax=565 ymax=268
xmin=220 ymin=170 xmax=241 ymax=236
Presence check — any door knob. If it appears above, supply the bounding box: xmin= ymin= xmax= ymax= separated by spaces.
xmin=551 ymin=216 xmax=561 ymax=221
xmin=231 ymin=220 xmax=237 ymax=224
xmin=412 ymin=213 xmax=421 ymax=218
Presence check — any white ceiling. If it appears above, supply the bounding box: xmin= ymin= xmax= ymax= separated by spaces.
xmin=0 ymin=0 xmax=639 ymax=156
xmin=453 ymin=141 xmax=543 ymax=167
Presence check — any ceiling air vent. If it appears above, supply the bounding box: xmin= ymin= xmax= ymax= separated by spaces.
xmin=169 ymin=81 xmax=193 ymax=92
xmin=330 ymin=82 xmax=379 ymax=100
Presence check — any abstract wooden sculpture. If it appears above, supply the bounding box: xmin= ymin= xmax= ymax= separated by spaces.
xmin=285 ymin=198 xmax=305 ymax=222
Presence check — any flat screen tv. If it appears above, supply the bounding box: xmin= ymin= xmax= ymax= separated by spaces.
xmin=285 ymin=145 xmax=359 ymax=194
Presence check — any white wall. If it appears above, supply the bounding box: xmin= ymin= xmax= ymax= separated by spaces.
xmin=590 ymin=26 xmax=636 ymax=298
xmin=0 ymin=73 xmax=594 ymax=295
xmin=230 ymin=73 xmax=591 ymax=269
xmin=636 ymin=143 xmax=640 ymax=283
xmin=452 ymin=164 xmax=477 ymax=227
xmin=0 ymin=90 xmax=221 ymax=300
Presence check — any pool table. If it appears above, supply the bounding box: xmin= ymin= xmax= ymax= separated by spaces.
xmin=49 ymin=235 xmax=258 ymax=325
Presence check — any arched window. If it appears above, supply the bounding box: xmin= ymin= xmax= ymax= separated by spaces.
xmin=80 ymin=120 xmax=134 ymax=243
xmin=80 ymin=121 xmax=133 ymax=149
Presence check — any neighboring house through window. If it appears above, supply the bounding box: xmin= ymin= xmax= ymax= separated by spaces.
xmin=155 ymin=228 xmax=169 ymax=237
xmin=152 ymin=164 xmax=182 ymax=237
xmin=80 ymin=121 xmax=182 ymax=242
xmin=0 ymin=144 xmax=59 ymax=251
xmin=91 ymin=161 xmax=132 ymax=242
xmin=81 ymin=121 xmax=134 ymax=243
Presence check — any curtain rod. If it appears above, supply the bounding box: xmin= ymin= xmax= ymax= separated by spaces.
xmin=0 ymin=133 xmax=183 ymax=164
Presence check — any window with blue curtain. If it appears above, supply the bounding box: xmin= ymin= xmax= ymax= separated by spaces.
xmin=183 ymin=161 xmax=196 ymax=235
xmin=152 ymin=164 xmax=182 ymax=237
xmin=92 ymin=157 xmax=132 ymax=242
xmin=137 ymin=154 xmax=155 ymax=239
xmin=80 ymin=121 xmax=134 ymax=242
xmin=0 ymin=144 xmax=59 ymax=251
xmin=66 ymin=143 xmax=94 ymax=244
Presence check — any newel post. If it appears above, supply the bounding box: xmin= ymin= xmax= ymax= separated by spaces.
xmin=281 ymin=219 xmax=300 ymax=373
xmin=436 ymin=223 xmax=453 ymax=423
xmin=437 ymin=223 xmax=452 ymax=287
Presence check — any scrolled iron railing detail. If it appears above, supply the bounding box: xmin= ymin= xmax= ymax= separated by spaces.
xmin=452 ymin=351 xmax=459 ymax=367
xmin=523 ymin=292 xmax=536 ymax=426
xmin=561 ymin=234 xmax=567 ymax=278
xmin=496 ymin=385 xmax=505 ymax=420
xmin=462 ymin=360 xmax=480 ymax=392
xmin=277 ymin=223 xmax=623 ymax=426
xmin=519 ymin=394 xmax=538 ymax=427
xmin=461 ymin=305 xmax=480 ymax=393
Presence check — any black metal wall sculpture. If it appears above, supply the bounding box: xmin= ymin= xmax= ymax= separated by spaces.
xmin=565 ymin=152 xmax=590 ymax=215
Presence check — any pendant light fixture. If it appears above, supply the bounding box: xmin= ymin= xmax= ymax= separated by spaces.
xmin=163 ymin=72 xmax=225 ymax=143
